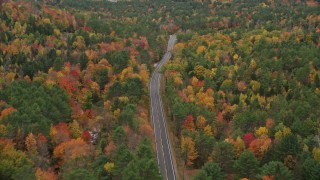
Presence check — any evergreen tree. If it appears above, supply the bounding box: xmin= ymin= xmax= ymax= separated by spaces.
xmin=302 ymin=158 xmax=320 ymax=180
xmin=121 ymin=161 xmax=141 ymax=180
xmin=135 ymin=139 xmax=162 ymax=180
xmin=195 ymin=162 xmax=225 ymax=180
xmin=95 ymin=69 xmax=109 ymax=90
xmin=261 ymin=161 xmax=293 ymax=180
xmin=212 ymin=142 xmax=235 ymax=173
xmin=63 ymin=168 xmax=95 ymax=180
xmin=276 ymin=134 xmax=302 ymax=159
xmin=233 ymin=150 xmax=260 ymax=179
xmin=194 ymin=170 xmax=211 ymax=180
xmin=113 ymin=145 xmax=134 ymax=176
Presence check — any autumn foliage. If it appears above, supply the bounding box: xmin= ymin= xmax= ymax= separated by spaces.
xmin=0 ymin=0 xmax=319 ymax=179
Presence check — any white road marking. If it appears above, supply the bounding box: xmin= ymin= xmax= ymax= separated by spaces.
xmin=150 ymin=35 xmax=177 ymax=180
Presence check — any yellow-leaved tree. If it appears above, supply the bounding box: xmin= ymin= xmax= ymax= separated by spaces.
xmin=194 ymin=65 xmax=206 ymax=78
xmin=73 ymin=36 xmax=86 ymax=50
xmin=181 ymin=136 xmax=198 ymax=166
xmin=196 ymin=88 xmax=214 ymax=110
xmin=255 ymin=127 xmax=269 ymax=137
xmin=196 ymin=115 xmax=207 ymax=129
xmin=196 ymin=45 xmax=206 ymax=54
xmin=274 ymin=125 xmax=292 ymax=141
xmin=233 ymin=136 xmax=245 ymax=158
xmin=69 ymin=120 xmax=82 ymax=138
xmin=204 ymin=125 xmax=213 ymax=136
xmin=104 ymin=162 xmax=115 ymax=172
xmin=312 ymin=148 xmax=320 ymax=162
xmin=25 ymin=132 xmax=38 ymax=154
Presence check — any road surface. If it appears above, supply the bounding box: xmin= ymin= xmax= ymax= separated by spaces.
xmin=150 ymin=35 xmax=177 ymax=180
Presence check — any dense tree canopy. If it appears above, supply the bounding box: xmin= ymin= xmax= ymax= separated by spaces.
xmin=0 ymin=81 xmax=71 ymax=136
xmin=0 ymin=0 xmax=319 ymax=179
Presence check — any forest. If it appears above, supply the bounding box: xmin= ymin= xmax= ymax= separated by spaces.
xmin=0 ymin=0 xmax=160 ymax=179
xmin=163 ymin=0 xmax=320 ymax=179
xmin=0 ymin=0 xmax=319 ymax=179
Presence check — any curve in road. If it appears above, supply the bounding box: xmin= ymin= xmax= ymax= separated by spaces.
xmin=150 ymin=35 xmax=177 ymax=180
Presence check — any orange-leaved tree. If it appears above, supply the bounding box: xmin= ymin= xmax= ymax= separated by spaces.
xmin=181 ymin=136 xmax=198 ymax=166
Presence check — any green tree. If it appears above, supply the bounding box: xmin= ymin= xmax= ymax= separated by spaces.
xmin=0 ymin=141 xmax=35 ymax=180
xmin=233 ymin=150 xmax=260 ymax=179
xmin=135 ymin=139 xmax=161 ymax=180
xmin=82 ymin=91 xmax=93 ymax=110
xmin=107 ymin=50 xmax=130 ymax=74
xmin=107 ymin=81 xmax=123 ymax=98
xmin=54 ymin=57 xmax=64 ymax=71
xmin=63 ymin=168 xmax=95 ymax=180
xmin=261 ymin=161 xmax=293 ymax=180
xmin=194 ymin=170 xmax=210 ymax=180
xmin=195 ymin=162 xmax=225 ymax=180
xmin=121 ymin=161 xmax=141 ymax=180
xmin=0 ymin=81 xmax=71 ymax=136
xmin=172 ymin=99 xmax=189 ymax=135
xmin=95 ymin=69 xmax=109 ymax=90
xmin=136 ymin=139 xmax=153 ymax=159
xmin=276 ymin=134 xmax=302 ymax=159
xmin=233 ymin=110 xmax=267 ymax=132
xmin=195 ymin=132 xmax=215 ymax=166
xmin=80 ymin=53 xmax=89 ymax=70
xmin=123 ymin=77 xmax=144 ymax=101
xmin=118 ymin=104 xmax=137 ymax=129
xmin=302 ymin=158 xmax=320 ymax=180
xmin=112 ymin=126 xmax=126 ymax=144
xmin=93 ymin=155 xmax=110 ymax=180
xmin=11 ymin=164 xmax=36 ymax=180
xmin=212 ymin=142 xmax=235 ymax=173
xmin=113 ymin=145 xmax=134 ymax=177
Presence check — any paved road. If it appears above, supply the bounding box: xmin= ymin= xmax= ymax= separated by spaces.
xmin=150 ymin=35 xmax=177 ymax=180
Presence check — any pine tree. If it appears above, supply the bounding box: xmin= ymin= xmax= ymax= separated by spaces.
xmin=302 ymin=158 xmax=320 ymax=180
xmin=212 ymin=142 xmax=235 ymax=173
xmin=195 ymin=162 xmax=225 ymax=180
xmin=261 ymin=161 xmax=293 ymax=180
xmin=233 ymin=150 xmax=260 ymax=179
